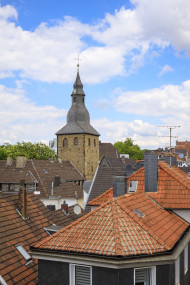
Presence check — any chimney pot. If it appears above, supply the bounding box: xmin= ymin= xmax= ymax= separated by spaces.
xmin=61 ymin=202 xmax=69 ymax=214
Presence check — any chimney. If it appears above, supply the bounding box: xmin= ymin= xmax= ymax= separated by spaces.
xmin=144 ymin=152 xmax=158 ymax=193
xmin=54 ymin=176 xmax=61 ymax=187
xmin=47 ymin=204 xmax=55 ymax=211
xmin=113 ymin=176 xmax=126 ymax=197
xmin=18 ymin=179 xmax=28 ymax=219
xmin=6 ymin=157 xmax=13 ymax=166
xmin=16 ymin=156 xmax=27 ymax=168
xmin=61 ymin=201 xmax=69 ymax=214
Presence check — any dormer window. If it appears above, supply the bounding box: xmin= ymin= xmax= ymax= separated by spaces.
xmin=128 ymin=181 xmax=138 ymax=193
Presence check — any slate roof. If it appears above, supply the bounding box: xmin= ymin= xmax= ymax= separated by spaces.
xmin=99 ymin=142 xmax=120 ymax=160
xmin=56 ymin=71 xmax=99 ymax=136
xmin=88 ymin=164 xmax=126 ymax=202
xmin=0 ymin=193 xmax=56 ymax=284
xmin=32 ymin=193 xmax=189 ymax=258
xmin=100 ymin=156 xmax=125 ymax=168
xmin=128 ymin=161 xmax=190 ymax=209
xmin=0 ymin=159 xmax=84 ymax=198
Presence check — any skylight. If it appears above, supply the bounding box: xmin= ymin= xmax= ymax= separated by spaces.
xmin=133 ymin=209 xmax=145 ymax=218
xmin=43 ymin=169 xmax=47 ymax=174
xmin=0 ymin=276 xmax=7 ymax=285
xmin=15 ymin=244 xmax=32 ymax=262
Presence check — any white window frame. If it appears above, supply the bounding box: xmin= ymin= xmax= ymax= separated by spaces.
xmin=128 ymin=181 xmax=138 ymax=193
xmin=0 ymin=276 xmax=7 ymax=285
xmin=69 ymin=264 xmax=92 ymax=285
xmin=175 ymin=256 xmax=180 ymax=285
xmin=184 ymin=245 xmax=188 ymax=275
xmin=134 ymin=266 xmax=156 ymax=285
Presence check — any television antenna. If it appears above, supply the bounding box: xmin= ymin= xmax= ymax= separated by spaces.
xmin=157 ymin=125 xmax=180 ymax=166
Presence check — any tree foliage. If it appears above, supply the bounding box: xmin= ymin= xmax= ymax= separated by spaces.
xmin=114 ymin=138 xmax=145 ymax=160
xmin=0 ymin=142 xmax=57 ymax=160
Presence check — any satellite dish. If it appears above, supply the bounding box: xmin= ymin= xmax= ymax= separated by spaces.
xmin=73 ymin=204 xmax=82 ymax=215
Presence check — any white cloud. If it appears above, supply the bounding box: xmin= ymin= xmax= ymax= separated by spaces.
xmin=0 ymin=84 xmax=66 ymax=144
xmin=0 ymin=1 xmax=190 ymax=84
xmin=113 ymin=80 xmax=190 ymax=117
xmin=158 ymin=64 xmax=174 ymax=77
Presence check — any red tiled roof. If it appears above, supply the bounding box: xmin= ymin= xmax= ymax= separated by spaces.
xmin=0 ymin=193 xmax=56 ymax=284
xmin=128 ymin=161 xmax=190 ymax=209
xmin=88 ymin=187 xmax=113 ymax=206
xmin=33 ymin=193 xmax=188 ymax=257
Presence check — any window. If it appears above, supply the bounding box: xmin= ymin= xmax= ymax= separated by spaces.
xmin=63 ymin=138 xmax=68 ymax=147
xmin=175 ymin=257 xmax=180 ymax=285
xmin=74 ymin=137 xmax=78 ymax=146
xmin=88 ymin=138 xmax=91 ymax=146
xmin=128 ymin=181 xmax=138 ymax=193
xmin=15 ymin=244 xmax=32 ymax=263
xmin=134 ymin=267 xmax=156 ymax=285
xmin=94 ymin=139 xmax=96 ymax=147
xmin=70 ymin=264 xmax=92 ymax=285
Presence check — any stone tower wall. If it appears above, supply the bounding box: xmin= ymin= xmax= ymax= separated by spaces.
xmin=57 ymin=134 xmax=99 ymax=180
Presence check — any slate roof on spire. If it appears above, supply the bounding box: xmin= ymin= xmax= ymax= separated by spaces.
xmin=56 ymin=69 xmax=100 ymax=136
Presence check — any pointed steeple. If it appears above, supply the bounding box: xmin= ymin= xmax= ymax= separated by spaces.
xmin=72 ymin=65 xmax=85 ymax=96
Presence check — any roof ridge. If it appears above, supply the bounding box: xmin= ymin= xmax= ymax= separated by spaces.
xmin=116 ymin=194 xmax=171 ymax=249
xmin=128 ymin=166 xmax=144 ymax=179
xmin=111 ymin=199 xmax=121 ymax=255
xmin=159 ymin=162 xmax=190 ymax=190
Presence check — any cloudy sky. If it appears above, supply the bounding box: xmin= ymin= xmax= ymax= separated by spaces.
xmin=0 ymin=0 xmax=190 ymax=149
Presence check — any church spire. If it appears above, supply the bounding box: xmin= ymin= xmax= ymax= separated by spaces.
xmin=72 ymin=58 xmax=85 ymax=96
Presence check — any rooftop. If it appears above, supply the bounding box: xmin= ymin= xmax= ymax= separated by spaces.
xmin=32 ymin=192 xmax=189 ymax=258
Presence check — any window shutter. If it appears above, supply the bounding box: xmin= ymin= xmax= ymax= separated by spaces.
xmin=135 ymin=268 xmax=150 ymax=284
xmin=75 ymin=265 xmax=91 ymax=285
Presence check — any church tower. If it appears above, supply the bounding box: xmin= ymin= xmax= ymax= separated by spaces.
xmin=56 ymin=66 xmax=100 ymax=180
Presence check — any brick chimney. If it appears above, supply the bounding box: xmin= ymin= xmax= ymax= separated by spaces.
xmin=113 ymin=176 xmax=126 ymax=197
xmin=16 ymin=157 xmax=27 ymax=168
xmin=18 ymin=179 xmax=28 ymax=219
xmin=54 ymin=176 xmax=61 ymax=187
xmin=144 ymin=152 xmax=158 ymax=193
xmin=61 ymin=201 xmax=69 ymax=214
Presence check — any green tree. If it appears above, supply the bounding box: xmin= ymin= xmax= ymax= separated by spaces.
xmin=114 ymin=138 xmax=145 ymax=160
xmin=0 ymin=142 xmax=57 ymax=160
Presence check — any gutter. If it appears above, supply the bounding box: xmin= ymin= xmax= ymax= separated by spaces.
xmin=30 ymin=227 xmax=190 ymax=269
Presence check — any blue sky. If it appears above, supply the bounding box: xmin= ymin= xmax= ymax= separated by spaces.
xmin=0 ymin=0 xmax=190 ymax=149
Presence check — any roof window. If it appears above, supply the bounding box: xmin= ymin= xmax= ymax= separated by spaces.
xmin=43 ymin=169 xmax=47 ymax=174
xmin=15 ymin=244 xmax=32 ymax=263
xmin=133 ymin=209 xmax=145 ymax=218
xmin=0 ymin=276 xmax=7 ymax=285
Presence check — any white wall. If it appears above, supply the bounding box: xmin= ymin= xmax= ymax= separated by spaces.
xmin=173 ymin=209 xmax=190 ymax=223
xmin=40 ymin=197 xmax=77 ymax=210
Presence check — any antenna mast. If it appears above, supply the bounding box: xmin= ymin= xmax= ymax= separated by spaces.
xmin=157 ymin=125 xmax=180 ymax=166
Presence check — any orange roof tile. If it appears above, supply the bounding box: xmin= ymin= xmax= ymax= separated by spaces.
xmin=88 ymin=187 xmax=113 ymax=206
xmin=33 ymin=193 xmax=188 ymax=257
xmin=128 ymin=161 xmax=190 ymax=209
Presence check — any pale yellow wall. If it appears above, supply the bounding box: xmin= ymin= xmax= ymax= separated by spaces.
xmin=57 ymin=134 xmax=99 ymax=180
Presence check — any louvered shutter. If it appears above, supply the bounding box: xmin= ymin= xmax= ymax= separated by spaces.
xmin=75 ymin=265 xmax=91 ymax=285
xmin=135 ymin=268 xmax=150 ymax=284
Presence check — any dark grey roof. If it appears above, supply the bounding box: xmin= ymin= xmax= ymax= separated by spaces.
xmin=99 ymin=142 xmax=120 ymax=160
xmin=56 ymin=71 xmax=100 ymax=136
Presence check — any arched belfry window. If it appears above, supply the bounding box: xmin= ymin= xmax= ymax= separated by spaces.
xmin=63 ymin=138 xmax=68 ymax=148
xmin=94 ymin=139 xmax=96 ymax=147
xmin=74 ymin=137 xmax=78 ymax=145
xmin=73 ymin=97 xmax=76 ymax=103
xmin=88 ymin=138 xmax=91 ymax=146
